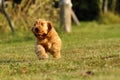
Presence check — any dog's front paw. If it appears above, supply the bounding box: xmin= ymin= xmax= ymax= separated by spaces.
xmin=38 ymin=54 xmax=48 ymax=60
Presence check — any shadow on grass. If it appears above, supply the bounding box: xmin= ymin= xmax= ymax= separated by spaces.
xmin=0 ymin=59 xmax=37 ymax=64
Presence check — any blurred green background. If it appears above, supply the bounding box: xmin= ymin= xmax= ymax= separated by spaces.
xmin=0 ymin=0 xmax=120 ymax=33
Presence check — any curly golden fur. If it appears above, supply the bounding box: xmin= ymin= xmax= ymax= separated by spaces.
xmin=31 ymin=19 xmax=62 ymax=60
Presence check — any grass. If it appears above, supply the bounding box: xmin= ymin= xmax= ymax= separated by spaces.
xmin=0 ymin=22 xmax=120 ymax=80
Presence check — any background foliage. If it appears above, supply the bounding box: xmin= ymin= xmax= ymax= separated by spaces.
xmin=0 ymin=0 xmax=120 ymax=32
xmin=72 ymin=0 xmax=100 ymax=21
xmin=0 ymin=0 xmax=59 ymax=33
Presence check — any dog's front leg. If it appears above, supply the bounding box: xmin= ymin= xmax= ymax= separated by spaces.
xmin=52 ymin=50 xmax=61 ymax=59
xmin=35 ymin=44 xmax=48 ymax=60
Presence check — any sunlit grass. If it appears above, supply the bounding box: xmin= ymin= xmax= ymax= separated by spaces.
xmin=0 ymin=22 xmax=120 ymax=80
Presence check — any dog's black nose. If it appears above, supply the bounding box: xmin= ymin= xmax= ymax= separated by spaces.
xmin=35 ymin=28 xmax=39 ymax=33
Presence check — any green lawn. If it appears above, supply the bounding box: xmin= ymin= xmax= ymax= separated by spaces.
xmin=0 ymin=22 xmax=120 ymax=80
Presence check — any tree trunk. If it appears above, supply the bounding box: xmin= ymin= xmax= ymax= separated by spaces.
xmin=103 ymin=0 xmax=108 ymax=14
xmin=1 ymin=0 xmax=14 ymax=32
xmin=60 ymin=0 xmax=72 ymax=33
xmin=71 ymin=9 xmax=80 ymax=25
xmin=111 ymin=0 xmax=116 ymax=13
xmin=99 ymin=0 xmax=103 ymax=15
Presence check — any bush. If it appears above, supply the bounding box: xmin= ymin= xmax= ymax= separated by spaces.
xmin=0 ymin=14 xmax=11 ymax=33
xmin=0 ymin=0 xmax=59 ymax=33
xmin=99 ymin=12 xmax=120 ymax=24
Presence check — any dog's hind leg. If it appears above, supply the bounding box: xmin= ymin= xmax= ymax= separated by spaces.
xmin=53 ymin=50 xmax=61 ymax=59
xmin=50 ymin=48 xmax=61 ymax=59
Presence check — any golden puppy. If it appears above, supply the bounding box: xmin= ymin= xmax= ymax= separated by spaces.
xmin=31 ymin=19 xmax=62 ymax=60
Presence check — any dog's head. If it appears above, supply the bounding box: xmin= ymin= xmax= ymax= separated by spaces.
xmin=31 ymin=19 xmax=52 ymax=39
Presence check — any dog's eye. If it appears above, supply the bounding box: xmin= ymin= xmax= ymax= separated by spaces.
xmin=34 ymin=21 xmax=38 ymax=26
xmin=41 ymin=22 xmax=45 ymax=26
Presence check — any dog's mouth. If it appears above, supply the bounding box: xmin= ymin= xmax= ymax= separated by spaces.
xmin=34 ymin=33 xmax=47 ymax=38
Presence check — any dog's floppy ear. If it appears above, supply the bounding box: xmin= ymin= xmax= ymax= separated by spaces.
xmin=47 ymin=21 xmax=52 ymax=32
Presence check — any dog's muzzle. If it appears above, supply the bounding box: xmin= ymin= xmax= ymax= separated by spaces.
xmin=35 ymin=27 xmax=39 ymax=33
